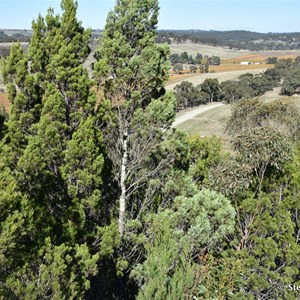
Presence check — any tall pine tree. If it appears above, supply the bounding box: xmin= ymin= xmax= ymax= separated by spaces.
xmin=94 ymin=0 xmax=182 ymax=237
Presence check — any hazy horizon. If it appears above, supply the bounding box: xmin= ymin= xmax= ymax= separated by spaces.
xmin=0 ymin=0 xmax=299 ymax=34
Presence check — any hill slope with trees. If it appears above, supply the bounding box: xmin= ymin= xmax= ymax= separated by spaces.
xmin=0 ymin=0 xmax=300 ymax=299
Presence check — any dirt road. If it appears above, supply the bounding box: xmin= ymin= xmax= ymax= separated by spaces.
xmin=172 ymin=102 xmax=225 ymax=127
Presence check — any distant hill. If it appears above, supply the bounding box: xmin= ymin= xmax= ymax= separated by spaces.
xmin=156 ymin=30 xmax=300 ymax=51
xmin=2 ymin=28 xmax=300 ymax=52
xmin=0 ymin=29 xmax=31 ymax=42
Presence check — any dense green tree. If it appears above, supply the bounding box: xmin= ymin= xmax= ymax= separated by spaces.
xmin=281 ymin=65 xmax=300 ymax=95
xmin=189 ymin=135 xmax=222 ymax=187
xmin=189 ymin=65 xmax=197 ymax=73
xmin=169 ymin=53 xmax=180 ymax=65
xmin=0 ymin=1 xmax=109 ymax=298
xmin=265 ymin=56 xmax=278 ymax=64
xmin=174 ymin=81 xmax=208 ymax=109
xmin=195 ymin=52 xmax=203 ymax=64
xmin=220 ymin=80 xmax=246 ymax=103
xmin=180 ymin=51 xmax=189 ymax=63
xmin=200 ymin=78 xmax=221 ymax=102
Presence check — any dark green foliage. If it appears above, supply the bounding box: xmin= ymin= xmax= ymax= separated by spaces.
xmin=200 ymin=78 xmax=221 ymax=102
xmin=265 ymin=56 xmax=278 ymax=64
xmin=131 ymin=189 xmax=235 ymax=299
xmin=94 ymin=0 xmax=187 ymax=237
xmin=173 ymin=62 xmax=183 ymax=74
xmin=281 ymin=65 xmax=300 ymax=95
xmin=2 ymin=1 xmax=300 ymax=299
xmin=0 ymin=1 xmax=109 ymax=298
xmin=174 ymin=81 xmax=208 ymax=109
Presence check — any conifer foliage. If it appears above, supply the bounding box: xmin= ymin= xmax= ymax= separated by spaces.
xmin=94 ymin=0 xmax=179 ymax=236
xmin=0 ymin=1 xmax=106 ymax=298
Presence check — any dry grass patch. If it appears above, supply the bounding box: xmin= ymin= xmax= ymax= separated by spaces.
xmin=175 ymin=104 xmax=232 ymax=151
xmin=169 ymin=42 xmax=251 ymax=59
xmin=210 ymin=63 xmax=270 ymax=72
xmin=224 ymin=50 xmax=300 ymax=64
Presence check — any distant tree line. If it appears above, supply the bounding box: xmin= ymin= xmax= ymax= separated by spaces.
xmin=174 ymin=67 xmax=281 ymax=109
xmin=157 ymin=29 xmax=300 ymax=51
xmin=171 ymin=52 xmax=220 ymax=75
xmin=174 ymin=57 xmax=300 ymax=110
xmin=170 ymin=51 xmax=220 ymax=66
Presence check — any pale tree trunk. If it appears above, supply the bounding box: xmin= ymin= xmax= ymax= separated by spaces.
xmin=118 ymin=124 xmax=128 ymax=236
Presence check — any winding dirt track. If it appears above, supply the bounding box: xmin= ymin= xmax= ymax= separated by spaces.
xmin=172 ymin=102 xmax=224 ymax=127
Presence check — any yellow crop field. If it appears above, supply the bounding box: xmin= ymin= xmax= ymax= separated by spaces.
xmin=209 ymin=63 xmax=271 ymax=72
xmin=223 ymin=50 xmax=300 ymax=64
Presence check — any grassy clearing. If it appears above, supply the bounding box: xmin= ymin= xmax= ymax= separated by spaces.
xmin=260 ymin=87 xmax=300 ymax=107
xmin=175 ymin=87 xmax=300 ymax=152
xmin=175 ymin=104 xmax=232 ymax=151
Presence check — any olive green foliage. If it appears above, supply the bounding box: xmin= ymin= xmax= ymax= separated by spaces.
xmin=131 ymin=189 xmax=236 ymax=300
xmin=174 ymin=81 xmax=208 ymax=109
xmin=210 ymin=98 xmax=300 ymax=299
xmin=281 ymin=64 xmax=300 ymax=95
xmin=188 ymin=135 xmax=222 ymax=187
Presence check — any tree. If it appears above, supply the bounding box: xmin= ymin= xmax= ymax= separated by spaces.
xmin=281 ymin=65 xmax=300 ymax=95
xmin=195 ymin=52 xmax=203 ymax=64
xmin=180 ymin=51 xmax=189 ymax=63
xmin=94 ymin=0 xmax=184 ymax=239
xmin=170 ymin=53 xmax=180 ymax=65
xmin=174 ymin=81 xmax=208 ymax=109
xmin=189 ymin=65 xmax=197 ymax=73
xmin=0 ymin=1 xmax=108 ymax=298
xmin=200 ymin=78 xmax=221 ymax=102
xmin=209 ymin=98 xmax=300 ymax=299
xmin=265 ymin=56 xmax=278 ymax=64
xmin=173 ymin=63 xmax=183 ymax=74
xmin=189 ymin=135 xmax=222 ymax=187
xmin=220 ymin=80 xmax=245 ymax=103
xmin=131 ymin=189 xmax=236 ymax=299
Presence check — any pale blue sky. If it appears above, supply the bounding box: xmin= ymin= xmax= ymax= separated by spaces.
xmin=0 ymin=0 xmax=299 ymax=33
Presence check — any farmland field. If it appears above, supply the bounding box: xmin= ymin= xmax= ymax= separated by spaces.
xmin=168 ymin=42 xmax=251 ymax=59
xmin=175 ymin=104 xmax=232 ymax=151
xmin=224 ymin=50 xmax=300 ymax=64
xmin=166 ymin=68 xmax=268 ymax=90
xmin=169 ymin=42 xmax=300 ymax=60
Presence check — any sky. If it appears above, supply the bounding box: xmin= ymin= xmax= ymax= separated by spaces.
xmin=0 ymin=0 xmax=299 ymax=33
